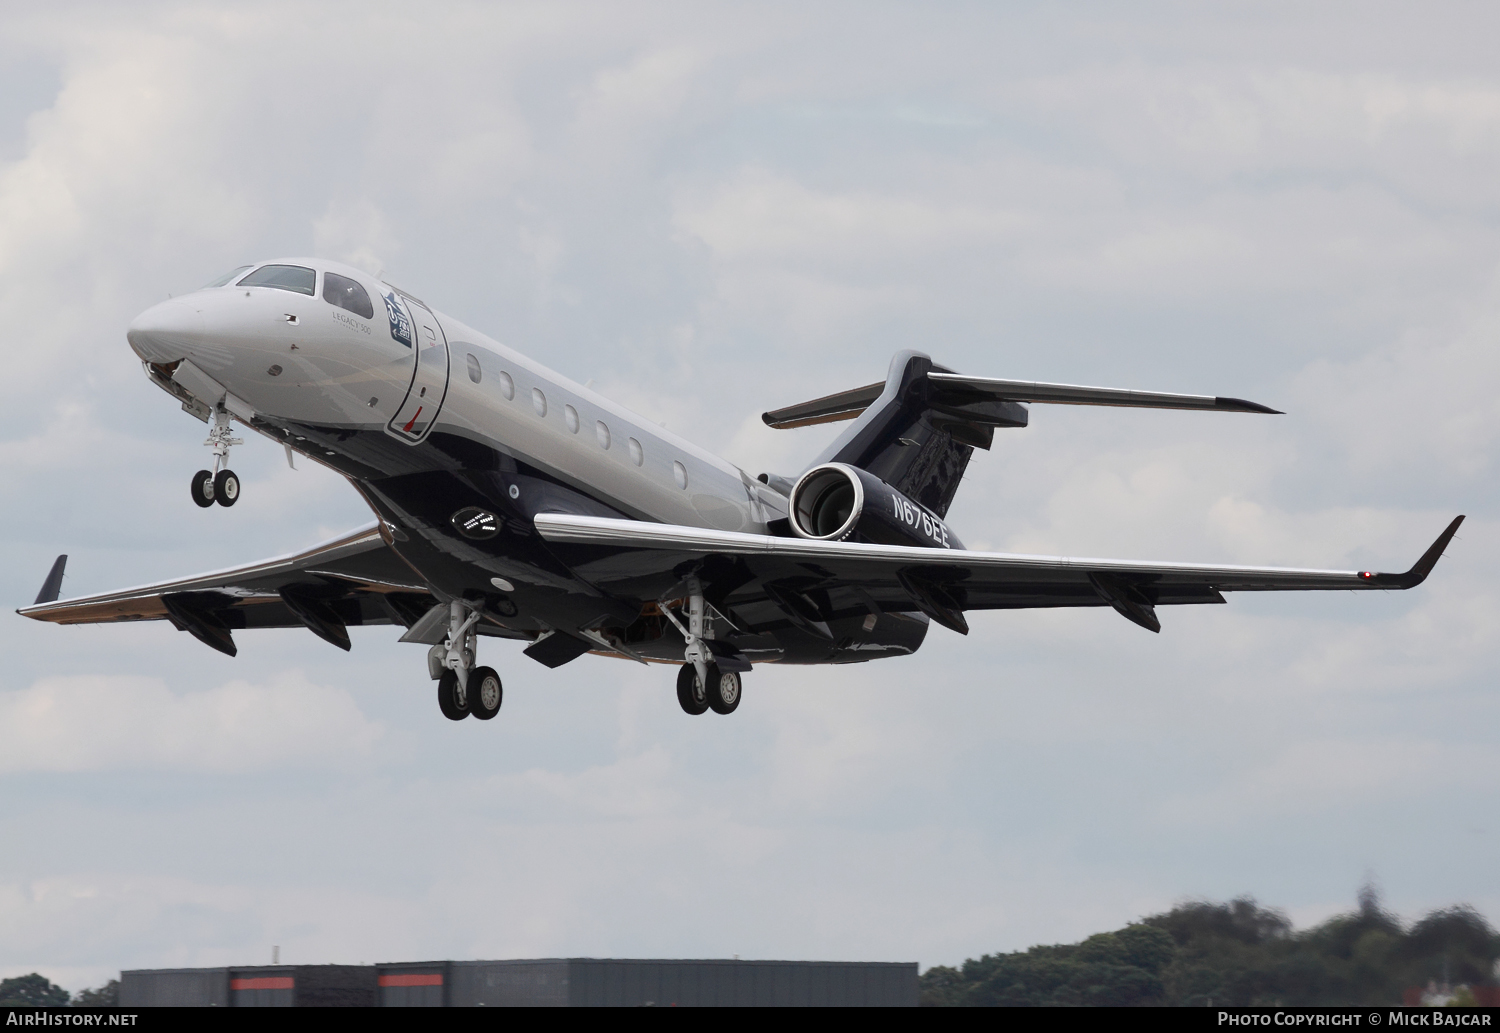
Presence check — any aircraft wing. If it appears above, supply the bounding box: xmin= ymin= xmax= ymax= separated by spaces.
xmin=535 ymin=513 xmax=1464 ymax=635
xmin=16 ymin=523 xmax=437 ymax=655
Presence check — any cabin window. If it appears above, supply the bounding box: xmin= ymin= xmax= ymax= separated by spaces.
xmin=202 ymin=265 xmax=252 ymax=288
xmin=497 ymin=371 xmax=514 ymax=400
xmin=628 ymin=437 xmax=643 ymax=466
xmin=532 ymin=388 xmax=547 ymax=417
xmin=596 ymin=420 xmax=611 ymax=449
xmin=322 ymin=272 xmax=374 ymax=319
xmin=673 ymin=461 xmax=688 ymax=489
xmin=238 ymin=264 xmax=316 ymax=296
xmin=564 ymin=404 xmax=579 ymax=433
xmin=466 ymin=354 xmax=481 ymax=383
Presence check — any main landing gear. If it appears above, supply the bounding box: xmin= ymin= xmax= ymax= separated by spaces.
xmin=662 ymin=576 xmax=745 ymax=717
xmin=438 ymin=666 xmax=502 ymax=721
xmin=430 ymin=600 xmax=503 ymax=722
xmin=190 ymin=404 xmax=242 ymax=508
xmin=676 ymin=662 xmax=740 ymax=715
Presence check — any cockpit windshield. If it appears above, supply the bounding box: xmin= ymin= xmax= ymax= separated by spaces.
xmin=201 ymin=265 xmax=253 ymax=289
xmin=322 ymin=272 xmax=374 ymax=319
xmin=238 ymin=264 xmax=316 ymax=296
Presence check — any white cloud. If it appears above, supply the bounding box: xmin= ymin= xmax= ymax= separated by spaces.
xmin=676 ymin=169 xmax=1027 ymax=266
xmin=1160 ymin=738 xmax=1500 ymax=824
xmin=0 ymin=672 xmax=382 ymax=773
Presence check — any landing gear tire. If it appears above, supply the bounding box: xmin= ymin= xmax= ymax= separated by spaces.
xmin=706 ymin=667 xmax=741 ymax=715
xmin=437 ymin=669 xmax=469 ymax=721
xmin=676 ymin=663 xmax=709 ymax=716
xmin=469 ymin=666 xmax=502 ymax=720
xmin=191 ymin=470 xmax=215 ymax=508
xmin=214 ymin=469 xmax=240 ymax=507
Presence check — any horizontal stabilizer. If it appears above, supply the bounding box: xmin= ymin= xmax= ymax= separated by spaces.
xmin=763 ymin=381 xmax=884 ymax=429
xmin=762 ymin=370 xmax=1280 ymax=430
xmin=926 ymin=373 xmax=1283 ymax=414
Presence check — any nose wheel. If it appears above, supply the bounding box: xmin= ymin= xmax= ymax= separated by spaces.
xmin=191 ymin=470 xmax=215 ymax=508
xmin=191 ymin=404 xmax=244 ymax=509
xmin=214 ymin=469 xmax=240 ymax=506
xmin=189 ymin=468 xmax=241 ymax=507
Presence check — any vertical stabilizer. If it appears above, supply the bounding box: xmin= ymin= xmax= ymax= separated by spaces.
xmin=809 ymin=352 xmax=1023 ymax=517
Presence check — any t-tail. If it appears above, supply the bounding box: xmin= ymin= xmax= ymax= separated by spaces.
xmin=761 ymin=350 xmax=1282 ymax=544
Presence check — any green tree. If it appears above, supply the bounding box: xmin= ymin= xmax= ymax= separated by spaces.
xmin=919 ymin=889 xmax=1499 ymax=1007
xmin=71 ymin=980 xmax=120 ymax=1007
xmin=1116 ymin=924 xmax=1177 ymax=973
xmin=919 ymin=965 xmax=967 ymax=1007
xmin=0 ymin=973 xmax=70 ymax=1007
xmin=1396 ymin=906 xmax=1497 ymax=987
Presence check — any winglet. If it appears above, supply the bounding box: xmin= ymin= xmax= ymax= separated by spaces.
xmin=33 ymin=555 xmax=67 ymax=605
xmin=1214 ymin=396 xmax=1285 ymax=415
xmin=1370 ymin=516 xmax=1464 ymax=589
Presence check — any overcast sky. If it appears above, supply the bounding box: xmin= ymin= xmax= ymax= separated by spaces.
xmin=1 ymin=0 xmax=1496 ymax=991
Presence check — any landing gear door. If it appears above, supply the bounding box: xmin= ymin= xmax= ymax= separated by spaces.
xmin=384 ymin=291 xmax=450 ymax=445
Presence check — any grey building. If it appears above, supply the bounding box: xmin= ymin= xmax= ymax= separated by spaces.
xmin=120 ymin=958 xmax=918 ymax=1007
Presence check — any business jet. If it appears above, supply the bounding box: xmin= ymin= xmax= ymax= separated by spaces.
xmin=18 ymin=259 xmax=1463 ymax=721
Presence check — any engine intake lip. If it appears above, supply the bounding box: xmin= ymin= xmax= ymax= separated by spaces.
xmin=789 ymin=463 xmax=864 ymax=541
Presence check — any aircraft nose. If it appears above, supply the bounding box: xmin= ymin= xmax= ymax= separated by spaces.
xmin=127 ymin=299 xmax=205 ymax=363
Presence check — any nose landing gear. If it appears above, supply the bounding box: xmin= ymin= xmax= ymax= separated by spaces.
xmin=190 ymin=470 xmax=215 ymax=508
xmin=189 ymin=404 xmax=242 ymax=508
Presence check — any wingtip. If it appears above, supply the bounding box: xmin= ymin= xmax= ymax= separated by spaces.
xmin=1214 ymin=396 xmax=1284 ymax=415
xmin=1376 ymin=515 xmax=1464 ymax=589
xmin=33 ymin=554 xmax=67 ymax=606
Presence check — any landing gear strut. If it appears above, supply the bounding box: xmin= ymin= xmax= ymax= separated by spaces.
xmin=662 ymin=577 xmax=744 ymax=716
xmin=429 ymin=600 xmax=502 ymax=722
xmin=190 ymin=404 xmax=242 ymax=508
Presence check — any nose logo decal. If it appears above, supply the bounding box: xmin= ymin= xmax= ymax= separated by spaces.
xmin=383 ymin=291 xmax=413 ymax=348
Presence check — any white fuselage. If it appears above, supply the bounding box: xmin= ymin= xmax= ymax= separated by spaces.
xmin=127 ymin=258 xmax=788 ymax=532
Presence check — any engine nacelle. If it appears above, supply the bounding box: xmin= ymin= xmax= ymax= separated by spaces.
xmin=788 ymin=463 xmax=963 ymax=550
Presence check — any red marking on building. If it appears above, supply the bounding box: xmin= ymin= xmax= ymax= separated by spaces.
xmin=379 ymin=973 xmax=443 ymax=987
xmin=232 ymin=977 xmax=294 ymax=990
